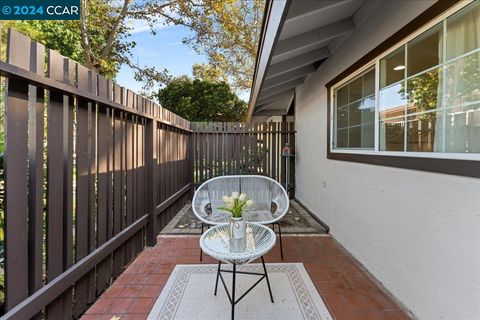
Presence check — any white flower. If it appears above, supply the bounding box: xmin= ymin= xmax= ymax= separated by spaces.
xmin=231 ymin=191 xmax=239 ymax=199
xmin=246 ymin=199 xmax=254 ymax=207
xmin=222 ymin=195 xmax=231 ymax=203
xmin=239 ymin=193 xmax=247 ymax=201
xmin=226 ymin=200 xmax=234 ymax=209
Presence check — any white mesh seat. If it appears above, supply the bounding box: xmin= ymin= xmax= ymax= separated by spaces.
xmin=193 ymin=175 xmax=289 ymax=259
xmin=193 ymin=175 xmax=289 ymax=225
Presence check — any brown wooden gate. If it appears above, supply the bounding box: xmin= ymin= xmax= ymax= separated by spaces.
xmin=192 ymin=121 xmax=295 ymax=197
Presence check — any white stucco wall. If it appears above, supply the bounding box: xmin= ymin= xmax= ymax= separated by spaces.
xmin=294 ymin=1 xmax=480 ymax=319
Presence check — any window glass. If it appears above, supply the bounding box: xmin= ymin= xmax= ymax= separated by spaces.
xmin=362 ymin=124 xmax=375 ymax=148
xmin=406 ymin=68 xmax=441 ymax=114
xmin=333 ymin=68 xmax=375 ymax=149
xmin=407 ymin=24 xmax=442 ymax=77
xmin=349 ymin=102 xmax=362 ymax=127
xmin=380 ymin=118 xmax=405 ymax=151
xmin=444 ymin=52 xmax=480 ymax=108
xmin=337 ymin=86 xmax=348 ymax=107
xmin=363 ymin=69 xmax=375 ymax=96
xmin=348 ymin=77 xmax=363 ymax=103
xmin=336 ymin=105 xmax=348 ymax=129
xmin=407 ymin=111 xmax=440 ymax=152
xmin=379 ymin=82 xmax=407 ymax=119
xmin=380 ymin=47 xmax=405 ymax=88
xmin=446 ymin=1 xmax=480 ymax=60
xmin=360 ymin=97 xmax=375 ymax=123
xmin=336 ymin=129 xmax=348 ymax=148
xmin=445 ymin=103 xmax=480 ymax=153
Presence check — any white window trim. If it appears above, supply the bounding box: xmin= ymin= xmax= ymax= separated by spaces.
xmin=329 ymin=0 xmax=480 ymax=162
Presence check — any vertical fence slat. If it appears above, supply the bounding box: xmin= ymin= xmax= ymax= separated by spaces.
xmin=145 ymin=119 xmax=158 ymax=246
xmin=46 ymin=49 xmax=67 ymax=319
xmin=159 ymin=124 xmax=166 ymax=226
xmin=280 ymin=121 xmax=286 ymax=189
xmin=112 ymin=110 xmax=125 ymax=278
xmin=87 ymin=72 xmax=98 ymax=303
xmin=289 ymin=121 xmax=296 ymax=198
xmin=96 ymin=75 xmax=112 ymax=295
xmin=74 ymin=64 xmax=93 ymax=316
xmin=27 ymin=40 xmax=45 ymax=302
xmin=4 ymin=29 xmax=30 ymax=311
xmin=125 ymin=114 xmax=134 ymax=262
xmin=62 ymin=59 xmax=75 ymax=320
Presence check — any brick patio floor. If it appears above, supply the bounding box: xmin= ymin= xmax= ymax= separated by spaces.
xmin=81 ymin=235 xmax=411 ymax=320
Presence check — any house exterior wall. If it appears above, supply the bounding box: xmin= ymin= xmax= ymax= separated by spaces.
xmin=294 ymin=1 xmax=480 ymax=319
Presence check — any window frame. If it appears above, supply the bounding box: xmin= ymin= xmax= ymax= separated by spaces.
xmin=329 ymin=0 xmax=480 ymax=162
xmin=326 ymin=0 xmax=480 ymax=178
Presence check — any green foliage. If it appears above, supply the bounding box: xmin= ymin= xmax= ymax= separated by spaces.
xmin=192 ymin=63 xmax=228 ymax=83
xmin=0 ymin=0 xmax=264 ymax=94
xmin=218 ymin=193 xmax=252 ymax=218
xmin=0 ymin=0 xmax=134 ymax=78
xmin=167 ymin=0 xmax=265 ymax=90
xmin=158 ymin=77 xmax=247 ymax=121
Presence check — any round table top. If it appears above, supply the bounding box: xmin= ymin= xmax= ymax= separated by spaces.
xmin=200 ymin=223 xmax=276 ymax=265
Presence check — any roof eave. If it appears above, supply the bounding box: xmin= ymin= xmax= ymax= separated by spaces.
xmin=247 ymin=0 xmax=291 ymax=121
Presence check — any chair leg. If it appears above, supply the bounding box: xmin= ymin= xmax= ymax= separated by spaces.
xmin=214 ymin=260 xmax=221 ymax=295
xmin=200 ymin=223 xmax=204 ymax=261
xmin=271 ymin=223 xmax=284 ymax=260
xmin=277 ymin=223 xmax=284 ymax=260
xmin=261 ymin=256 xmax=274 ymax=303
xmin=231 ymin=264 xmax=236 ymax=320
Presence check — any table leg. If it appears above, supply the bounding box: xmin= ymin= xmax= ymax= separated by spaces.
xmin=214 ymin=260 xmax=221 ymax=295
xmin=231 ymin=264 xmax=236 ymax=320
xmin=200 ymin=223 xmax=204 ymax=261
xmin=261 ymin=256 xmax=274 ymax=303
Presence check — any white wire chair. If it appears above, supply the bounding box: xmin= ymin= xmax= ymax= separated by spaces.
xmin=193 ymin=175 xmax=289 ymax=259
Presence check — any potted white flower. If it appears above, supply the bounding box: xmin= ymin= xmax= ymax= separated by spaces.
xmin=219 ymin=192 xmax=254 ymax=252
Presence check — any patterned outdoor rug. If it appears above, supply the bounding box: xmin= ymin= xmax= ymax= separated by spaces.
xmin=147 ymin=263 xmax=332 ymax=320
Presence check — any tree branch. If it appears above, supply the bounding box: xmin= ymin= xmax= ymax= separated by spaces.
xmin=80 ymin=0 xmax=94 ymax=68
xmin=101 ymin=0 xmax=132 ymax=59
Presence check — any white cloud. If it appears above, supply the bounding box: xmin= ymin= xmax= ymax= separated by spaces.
xmin=126 ymin=7 xmax=179 ymax=34
xmin=126 ymin=17 xmax=169 ymax=34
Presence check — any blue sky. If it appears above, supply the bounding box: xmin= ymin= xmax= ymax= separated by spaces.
xmin=115 ymin=23 xmax=208 ymax=94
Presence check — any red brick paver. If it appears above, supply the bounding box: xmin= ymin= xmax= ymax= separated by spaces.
xmin=82 ymin=235 xmax=411 ymax=320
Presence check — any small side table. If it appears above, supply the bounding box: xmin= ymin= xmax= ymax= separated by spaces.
xmin=200 ymin=223 xmax=276 ymax=320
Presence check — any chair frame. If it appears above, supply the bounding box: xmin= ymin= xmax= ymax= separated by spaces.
xmin=193 ymin=175 xmax=289 ymax=260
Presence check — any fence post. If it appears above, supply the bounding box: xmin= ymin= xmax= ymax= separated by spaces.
xmin=188 ymin=126 xmax=195 ymax=197
xmin=145 ymin=118 xmax=158 ymax=246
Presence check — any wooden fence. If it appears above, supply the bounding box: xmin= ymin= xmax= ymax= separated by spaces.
xmin=0 ymin=30 xmax=192 ymax=319
xmin=192 ymin=122 xmax=295 ymax=197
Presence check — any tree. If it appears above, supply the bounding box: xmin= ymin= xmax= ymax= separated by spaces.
xmin=158 ymin=77 xmax=247 ymax=122
xmin=192 ymin=63 xmax=228 ymax=83
xmin=1 ymin=0 xmax=264 ymax=94
xmin=153 ymin=0 xmax=264 ymax=91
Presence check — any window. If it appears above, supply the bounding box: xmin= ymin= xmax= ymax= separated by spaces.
xmin=333 ymin=68 xmax=375 ymax=149
xmin=331 ymin=1 xmax=480 ymax=157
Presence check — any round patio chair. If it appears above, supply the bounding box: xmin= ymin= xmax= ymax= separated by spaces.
xmin=193 ymin=175 xmax=289 ymax=260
